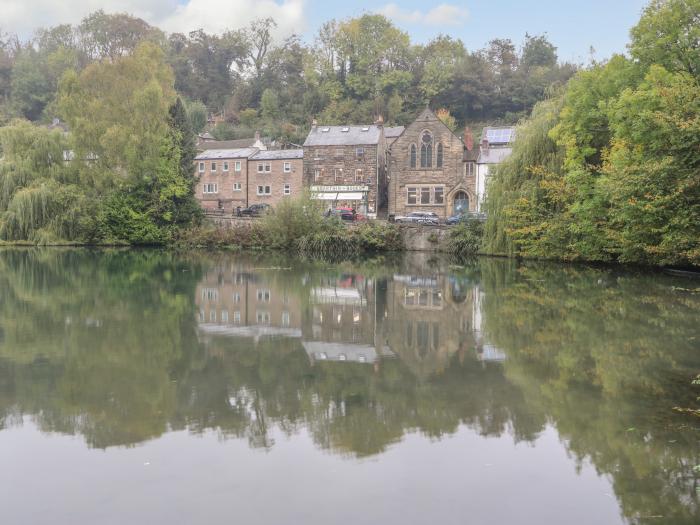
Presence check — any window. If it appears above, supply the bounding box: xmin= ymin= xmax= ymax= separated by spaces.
xmin=283 ymin=183 xmax=291 ymax=195
xmin=198 ymin=162 xmax=205 ymax=173
xmin=221 ymin=310 xmax=229 ymax=322
xmin=232 ymin=292 xmax=241 ymax=303
xmin=211 ymin=162 xmax=217 ymax=172
xmin=283 ymin=162 xmax=291 ymax=173
xmin=420 ymin=131 xmax=433 ymax=168
xmin=257 ymin=289 xmax=271 ymax=302
xmin=421 ymin=187 xmax=431 ymax=204
xmin=314 ymin=169 xmax=321 ymax=182
xmin=466 ymin=162 xmax=474 ymax=177
xmin=434 ymin=187 xmax=444 ymax=204
xmin=256 ymin=311 xmax=271 ymax=325
xmin=258 ymin=162 xmax=271 ymax=173
xmin=436 ymin=143 xmax=443 ymax=168
xmin=233 ymin=311 xmax=241 ymax=324
xmin=235 ymin=161 xmax=241 ymax=172
xmin=355 ymin=169 xmax=363 ymax=182
xmin=233 ymin=183 xmax=242 ymax=191
xmin=356 ymin=147 xmax=365 ymax=159
xmin=257 ymin=185 xmax=271 ymax=195
xmin=281 ymin=311 xmax=290 ymax=327
xmin=410 ymin=145 xmax=417 ymax=168
xmin=334 ymin=168 xmax=343 ymax=182
xmin=203 ymin=183 xmax=218 ymax=194
xmin=223 ymin=161 xmax=229 ymax=172
xmin=407 ymin=187 xmax=417 ymax=205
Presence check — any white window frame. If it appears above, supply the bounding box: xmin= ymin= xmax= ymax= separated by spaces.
xmin=211 ymin=162 xmax=217 ymax=172
xmin=203 ymin=183 xmax=218 ymax=194
xmin=223 ymin=161 xmax=229 ymax=172
xmin=198 ymin=162 xmax=205 ymax=173
xmin=257 ymin=162 xmax=272 ymax=173
xmin=283 ymin=183 xmax=291 ymax=196
xmin=356 ymin=147 xmax=365 ymax=159
xmin=314 ymin=169 xmax=321 ymax=182
xmin=334 ymin=168 xmax=343 ymax=182
xmin=407 ymin=187 xmax=417 ymax=205
xmin=257 ymin=185 xmax=271 ymax=196
xmin=235 ymin=161 xmax=242 ymax=172
xmin=257 ymin=289 xmax=271 ymax=302
xmin=283 ymin=162 xmax=291 ymax=173
xmin=355 ymin=169 xmax=363 ymax=182
xmin=233 ymin=182 xmax=242 ymax=192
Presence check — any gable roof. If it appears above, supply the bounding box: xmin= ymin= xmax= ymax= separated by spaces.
xmin=195 ymin=148 xmax=258 ymax=160
xmin=389 ymin=107 xmax=465 ymax=153
xmin=384 ymin=126 xmax=405 ymax=139
xmin=303 ymin=125 xmax=381 ymax=147
xmin=251 ymin=149 xmax=303 ymax=160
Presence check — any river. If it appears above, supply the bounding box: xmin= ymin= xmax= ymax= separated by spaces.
xmin=0 ymin=249 xmax=698 ymax=524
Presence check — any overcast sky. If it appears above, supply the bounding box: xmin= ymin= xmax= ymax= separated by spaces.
xmin=1 ymin=0 xmax=649 ymax=62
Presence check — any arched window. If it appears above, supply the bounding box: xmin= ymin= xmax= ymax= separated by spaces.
xmin=436 ymin=143 xmax=443 ymax=168
xmin=410 ymin=144 xmax=416 ymax=168
xmin=420 ymin=131 xmax=432 ymax=168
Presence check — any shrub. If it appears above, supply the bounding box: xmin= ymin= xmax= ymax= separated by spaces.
xmin=447 ymin=219 xmax=484 ymax=258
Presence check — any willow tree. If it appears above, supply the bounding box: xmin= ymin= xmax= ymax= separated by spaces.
xmin=0 ymin=120 xmax=94 ymax=242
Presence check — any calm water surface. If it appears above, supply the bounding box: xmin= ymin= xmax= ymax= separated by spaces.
xmin=0 ymin=249 xmax=698 ymax=524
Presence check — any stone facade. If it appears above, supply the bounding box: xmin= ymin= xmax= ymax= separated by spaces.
xmin=195 ymin=148 xmax=256 ymax=213
xmin=247 ymin=150 xmax=303 ymax=209
xmin=194 ymin=148 xmax=302 ymax=213
xmin=388 ymin=108 xmax=477 ymax=220
xmin=303 ymin=125 xmax=387 ymax=217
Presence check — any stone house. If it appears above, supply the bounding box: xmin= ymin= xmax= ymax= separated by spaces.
xmin=194 ymin=147 xmax=303 ymax=213
xmin=247 ymin=149 xmax=304 ymax=208
xmin=302 ymin=123 xmax=387 ymax=217
xmin=388 ymin=108 xmax=477 ymax=220
xmin=195 ymin=148 xmax=258 ymax=213
xmin=475 ymin=127 xmax=515 ymax=212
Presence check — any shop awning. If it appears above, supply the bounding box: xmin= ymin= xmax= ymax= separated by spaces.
xmin=339 ymin=192 xmax=364 ymax=201
xmin=311 ymin=191 xmax=365 ymax=201
xmin=313 ymin=192 xmax=339 ymax=200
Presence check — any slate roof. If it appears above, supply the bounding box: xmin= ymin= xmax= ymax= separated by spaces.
xmin=251 ymin=149 xmax=303 ymax=160
xmin=195 ymin=148 xmax=258 ymax=160
xmin=478 ymin=147 xmax=513 ymax=164
xmin=198 ymin=138 xmax=261 ymax=150
xmin=384 ymin=126 xmax=405 ymax=139
xmin=303 ymin=125 xmax=382 ymax=146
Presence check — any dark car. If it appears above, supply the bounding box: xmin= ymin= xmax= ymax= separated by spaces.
xmin=237 ymin=203 xmax=271 ymax=217
xmin=446 ymin=212 xmax=487 ymax=225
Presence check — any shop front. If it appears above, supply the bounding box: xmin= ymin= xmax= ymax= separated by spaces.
xmin=310 ymin=185 xmax=370 ymax=215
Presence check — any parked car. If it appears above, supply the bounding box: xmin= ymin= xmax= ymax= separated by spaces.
xmin=446 ymin=212 xmax=487 ymax=225
xmin=236 ymin=203 xmax=271 ymax=217
xmin=326 ymin=207 xmax=366 ymax=222
xmin=394 ymin=211 xmax=439 ymax=225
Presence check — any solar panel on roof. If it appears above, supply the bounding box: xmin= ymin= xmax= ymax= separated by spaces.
xmin=486 ymin=128 xmax=514 ymax=144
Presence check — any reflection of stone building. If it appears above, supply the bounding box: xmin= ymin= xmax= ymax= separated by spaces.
xmin=302 ymin=273 xmax=393 ymax=365
xmin=195 ymin=262 xmax=302 ymax=345
xmin=380 ymin=267 xmax=482 ymax=378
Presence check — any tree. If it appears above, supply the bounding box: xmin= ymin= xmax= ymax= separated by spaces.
xmin=185 ymin=100 xmax=207 ymax=134
xmin=630 ymin=0 xmax=700 ymax=77
xmin=521 ymin=34 xmax=557 ymax=69
xmin=76 ymin=10 xmax=164 ymax=61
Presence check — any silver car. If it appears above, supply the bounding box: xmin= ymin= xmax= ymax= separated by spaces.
xmin=394 ymin=211 xmax=440 ymax=225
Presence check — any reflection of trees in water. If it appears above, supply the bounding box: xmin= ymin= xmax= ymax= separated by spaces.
xmin=0 ymin=251 xmax=698 ymax=522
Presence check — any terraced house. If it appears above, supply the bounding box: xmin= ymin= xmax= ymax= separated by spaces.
xmin=194 ymin=147 xmax=303 ymax=213
xmin=388 ymin=108 xmax=477 ymax=220
xmin=302 ymin=121 xmax=387 ymax=218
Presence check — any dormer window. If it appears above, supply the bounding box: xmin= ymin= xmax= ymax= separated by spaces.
xmin=420 ymin=131 xmax=433 ymax=168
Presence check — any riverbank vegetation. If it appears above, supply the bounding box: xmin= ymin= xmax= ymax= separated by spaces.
xmin=483 ymin=0 xmax=700 ymax=268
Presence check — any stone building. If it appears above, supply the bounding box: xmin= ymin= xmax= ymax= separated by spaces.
xmin=388 ymin=108 xmax=477 ymax=220
xmin=194 ymin=147 xmax=303 ymax=213
xmin=247 ymin=149 xmax=304 ymax=209
xmin=194 ymin=148 xmax=258 ymax=213
xmin=302 ymin=123 xmax=387 ymax=218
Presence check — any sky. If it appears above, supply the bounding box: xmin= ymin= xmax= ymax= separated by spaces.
xmin=0 ymin=0 xmax=650 ymax=62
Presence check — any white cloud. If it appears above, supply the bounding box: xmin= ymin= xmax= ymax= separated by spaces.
xmin=378 ymin=3 xmax=469 ymax=27
xmin=0 ymin=0 xmax=306 ymax=39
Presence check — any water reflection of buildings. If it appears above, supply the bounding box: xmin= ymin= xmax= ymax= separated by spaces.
xmin=194 ymin=258 xmax=505 ymax=372
xmin=195 ymin=262 xmax=302 ymax=347
xmin=303 ymin=274 xmax=394 ymax=365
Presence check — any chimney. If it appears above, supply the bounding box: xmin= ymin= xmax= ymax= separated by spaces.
xmin=464 ymin=127 xmax=474 ymax=151
xmin=374 ymin=115 xmax=384 ymax=128
xmin=253 ymin=130 xmax=267 ymax=151
xmin=311 ymin=118 xmax=318 ymax=130
xmin=480 ymin=137 xmax=489 ymax=153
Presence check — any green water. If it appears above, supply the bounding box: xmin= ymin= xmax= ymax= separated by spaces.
xmin=0 ymin=249 xmax=698 ymax=524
